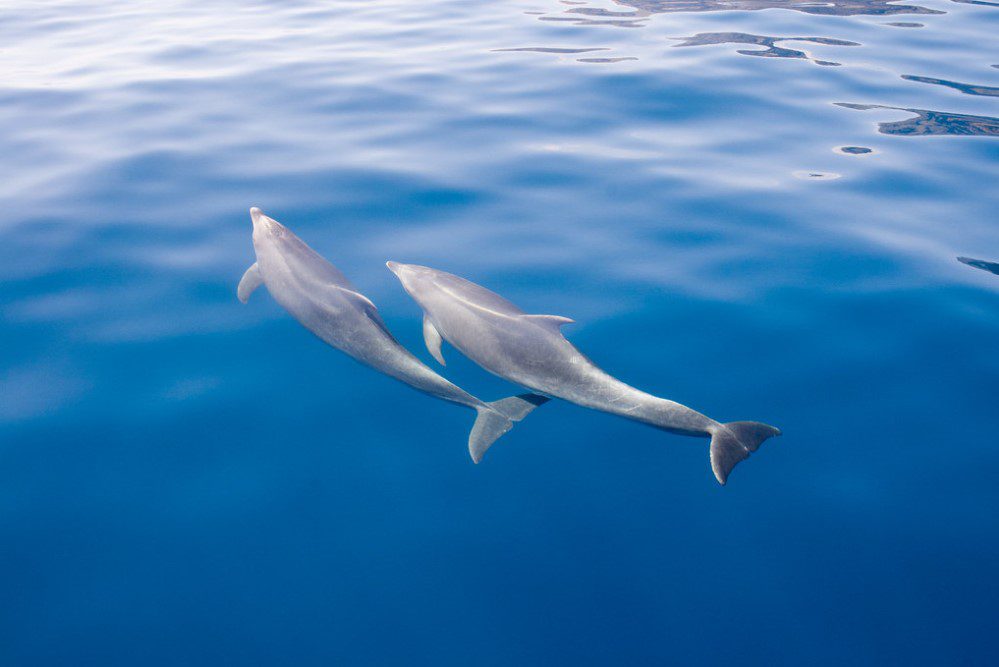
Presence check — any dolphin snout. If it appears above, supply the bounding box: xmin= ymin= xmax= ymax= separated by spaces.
xmin=387 ymin=262 xmax=430 ymax=285
xmin=387 ymin=261 xmax=421 ymax=290
xmin=249 ymin=207 xmax=265 ymax=227
xmin=249 ymin=207 xmax=284 ymax=237
xmin=249 ymin=207 xmax=271 ymax=237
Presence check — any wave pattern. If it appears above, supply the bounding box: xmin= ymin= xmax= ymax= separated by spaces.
xmin=1 ymin=1 xmax=998 ymax=665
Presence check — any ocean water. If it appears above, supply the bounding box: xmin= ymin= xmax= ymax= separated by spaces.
xmin=2 ymin=0 xmax=998 ymax=664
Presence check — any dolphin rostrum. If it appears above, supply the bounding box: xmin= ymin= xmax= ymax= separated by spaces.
xmin=238 ymin=208 xmax=546 ymax=461
xmin=386 ymin=262 xmax=781 ymax=484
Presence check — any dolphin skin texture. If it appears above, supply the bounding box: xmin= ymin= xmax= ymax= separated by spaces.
xmin=387 ymin=262 xmax=781 ymax=485
xmin=238 ymin=208 xmax=546 ymax=461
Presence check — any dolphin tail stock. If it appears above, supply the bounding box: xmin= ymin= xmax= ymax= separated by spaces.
xmin=467 ymin=394 xmax=549 ymax=464
xmin=709 ymin=421 xmax=782 ymax=486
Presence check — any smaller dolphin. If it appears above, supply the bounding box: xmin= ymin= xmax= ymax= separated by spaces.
xmin=238 ymin=208 xmax=546 ymax=460
xmin=387 ymin=263 xmax=781 ymax=484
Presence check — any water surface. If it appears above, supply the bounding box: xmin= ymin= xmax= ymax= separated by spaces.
xmin=2 ymin=0 xmax=998 ymax=664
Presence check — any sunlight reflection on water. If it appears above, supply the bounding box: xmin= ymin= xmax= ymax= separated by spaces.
xmin=1 ymin=1 xmax=998 ymax=664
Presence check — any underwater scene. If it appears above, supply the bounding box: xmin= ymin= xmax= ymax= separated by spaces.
xmin=2 ymin=0 xmax=998 ymax=664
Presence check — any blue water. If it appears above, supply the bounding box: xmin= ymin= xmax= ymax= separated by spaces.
xmin=2 ymin=0 xmax=998 ymax=664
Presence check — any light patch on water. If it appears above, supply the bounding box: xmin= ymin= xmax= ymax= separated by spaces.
xmin=793 ymin=170 xmax=843 ymax=179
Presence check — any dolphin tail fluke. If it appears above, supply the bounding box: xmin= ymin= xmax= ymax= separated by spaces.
xmin=709 ymin=421 xmax=782 ymax=485
xmin=489 ymin=394 xmax=549 ymax=422
xmin=468 ymin=394 xmax=549 ymax=464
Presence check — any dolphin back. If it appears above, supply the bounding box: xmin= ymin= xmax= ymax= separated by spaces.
xmin=416 ymin=266 xmax=527 ymax=317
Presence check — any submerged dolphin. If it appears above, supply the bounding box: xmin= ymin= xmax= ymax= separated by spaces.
xmin=387 ymin=263 xmax=781 ymax=484
xmin=238 ymin=208 xmax=546 ymax=460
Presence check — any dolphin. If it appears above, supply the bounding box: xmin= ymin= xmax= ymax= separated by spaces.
xmin=386 ymin=262 xmax=781 ymax=484
xmin=237 ymin=208 xmax=547 ymax=461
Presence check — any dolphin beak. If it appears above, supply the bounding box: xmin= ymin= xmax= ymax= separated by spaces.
xmin=250 ymin=207 xmax=285 ymax=238
xmin=249 ymin=207 xmax=265 ymax=229
xmin=386 ymin=262 xmax=424 ymax=285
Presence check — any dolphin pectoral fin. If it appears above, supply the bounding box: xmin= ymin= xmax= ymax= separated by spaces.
xmin=709 ymin=421 xmax=782 ymax=485
xmin=522 ymin=314 xmax=575 ymax=333
xmin=237 ymin=263 xmax=263 ymax=303
xmin=467 ymin=394 xmax=549 ymax=463
xmin=423 ymin=315 xmax=446 ymax=366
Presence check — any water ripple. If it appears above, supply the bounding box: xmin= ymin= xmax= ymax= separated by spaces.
xmin=577 ymin=57 xmax=640 ymax=63
xmin=958 ymin=256 xmax=999 ymax=275
xmin=493 ymin=47 xmax=611 ymax=54
xmin=836 ymin=103 xmax=999 ymax=136
xmin=1 ymin=3 xmax=999 ymax=662
xmin=554 ymin=0 xmax=946 ymax=20
xmin=901 ymin=74 xmax=999 ymax=97
xmin=672 ymin=32 xmax=859 ymax=66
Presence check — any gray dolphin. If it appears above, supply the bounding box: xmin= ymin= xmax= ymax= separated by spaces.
xmin=386 ymin=262 xmax=781 ymax=484
xmin=238 ymin=208 xmax=546 ymax=460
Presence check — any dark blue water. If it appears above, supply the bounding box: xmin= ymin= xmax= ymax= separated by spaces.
xmin=3 ymin=1 xmax=998 ymax=664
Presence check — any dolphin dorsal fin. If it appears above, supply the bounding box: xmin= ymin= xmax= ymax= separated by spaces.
xmin=423 ymin=315 xmax=446 ymax=366
xmin=522 ymin=314 xmax=574 ymax=332
xmin=339 ymin=286 xmax=376 ymax=311
xmin=237 ymin=263 xmax=263 ymax=303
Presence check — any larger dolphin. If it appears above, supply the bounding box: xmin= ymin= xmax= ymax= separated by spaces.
xmin=386 ymin=262 xmax=781 ymax=484
xmin=238 ymin=208 xmax=546 ymax=460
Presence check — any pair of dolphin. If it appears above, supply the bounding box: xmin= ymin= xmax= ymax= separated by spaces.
xmin=238 ymin=207 xmax=781 ymax=484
